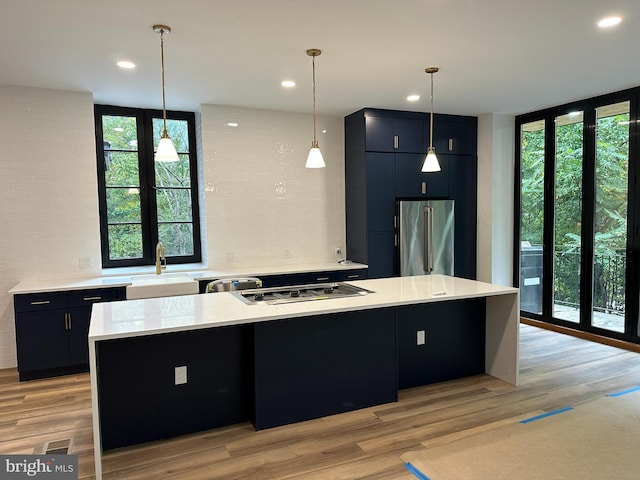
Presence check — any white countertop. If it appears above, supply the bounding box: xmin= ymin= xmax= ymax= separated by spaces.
xmin=89 ymin=275 xmax=518 ymax=342
xmin=8 ymin=262 xmax=367 ymax=295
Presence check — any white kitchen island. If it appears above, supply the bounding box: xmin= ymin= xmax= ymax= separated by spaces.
xmin=89 ymin=275 xmax=519 ymax=479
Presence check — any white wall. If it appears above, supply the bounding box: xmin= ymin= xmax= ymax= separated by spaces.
xmin=0 ymin=88 xmax=346 ymax=369
xmin=200 ymin=105 xmax=345 ymax=268
xmin=477 ymin=113 xmax=515 ymax=286
xmin=0 ymin=86 xmax=103 ymax=368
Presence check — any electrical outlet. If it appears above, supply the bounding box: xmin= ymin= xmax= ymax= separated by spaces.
xmin=174 ymin=366 xmax=187 ymax=385
xmin=417 ymin=330 xmax=426 ymax=345
xmin=78 ymin=256 xmax=92 ymax=269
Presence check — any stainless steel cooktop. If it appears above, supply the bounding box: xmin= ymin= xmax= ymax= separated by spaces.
xmin=231 ymin=282 xmax=374 ymax=305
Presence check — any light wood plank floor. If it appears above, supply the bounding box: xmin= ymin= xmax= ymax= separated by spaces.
xmin=2 ymin=323 xmax=640 ymax=479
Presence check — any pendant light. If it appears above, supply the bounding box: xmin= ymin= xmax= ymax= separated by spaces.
xmin=421 ymin=67 xmax=441 ymax=172
xmin=305 ymin=48 xmax=326 ymax=169
xmin=153 ymin=24 xmax=179 ymax=162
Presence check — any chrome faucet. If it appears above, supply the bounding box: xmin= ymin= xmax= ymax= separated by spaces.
xmin=155 ymin=241 xmax=166 ymax=275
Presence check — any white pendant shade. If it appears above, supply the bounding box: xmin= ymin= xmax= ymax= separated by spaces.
xmin=421 ymin=148 xmax=441 ymax=172
xmin=306 ymin=145 xmax=326 ymax=168
xmin=155 ymin=135 xmax=179 ymax=162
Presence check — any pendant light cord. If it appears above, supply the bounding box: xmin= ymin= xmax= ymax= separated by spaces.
xmin=311 ymin=54 xmax=317 ymax=146
xmin=160 ymin=28 xmax=168 ymax=136
xmin=429 ymin=71 xmax=434 ymax=149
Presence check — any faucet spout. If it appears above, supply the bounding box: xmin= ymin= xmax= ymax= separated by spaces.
xmin=155 ymin=241 xmax=166 ymax=275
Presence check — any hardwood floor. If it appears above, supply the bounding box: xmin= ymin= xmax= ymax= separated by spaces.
xmin=2 ymin=323 xmax=640 ymax=479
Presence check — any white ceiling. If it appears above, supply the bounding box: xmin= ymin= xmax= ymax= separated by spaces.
xmin=1 ymin=0 xmax=639 ymax=117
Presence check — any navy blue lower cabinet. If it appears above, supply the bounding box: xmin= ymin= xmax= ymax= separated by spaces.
xmin=14 ymin=287 xmax=124 ymax=380
xmin=15 ymin=307 xmax=70 ymax=372
xmin=258 ymin=273 xmax=308 ymax=288
xmin=252 ymin=308 xmax=397 ymax=430
xmin=396 ymin=299 xmax=486 ymax=389
xmin=305 ymin=270 xmax=342 ymax=284
xmin=340 ymin=268 xmax=368 ymax=281
xmin=97 ymin=325 xmax=252 ymax=450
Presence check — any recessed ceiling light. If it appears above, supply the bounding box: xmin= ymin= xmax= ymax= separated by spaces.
xmin=116 ymin=60 xmax=136 ymax=69
xmin=281 ymin=80 xmax=296 ymax=88
xmin=407 ymin=94 xmax=420 ymax=102
xmin=597 ymin=16 xmax=622 ymax=28
xmin=226 ymin=122 xmax=239 ymax=127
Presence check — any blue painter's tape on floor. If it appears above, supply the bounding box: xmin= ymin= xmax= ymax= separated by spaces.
xmin=519 ymin=406 xmax=574 ymax=424
xmin=404 ymin=461 xmax=431 ymax=480
xmin=607 ymin=386 xmax=640 ymax=397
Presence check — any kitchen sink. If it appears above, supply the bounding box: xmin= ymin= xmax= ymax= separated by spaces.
xmin=126 ymin=273 xmax=199 ymax=300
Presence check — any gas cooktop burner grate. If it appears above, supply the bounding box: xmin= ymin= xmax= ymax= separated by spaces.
xmin=231 ymin=282 xmax=373 ymax=305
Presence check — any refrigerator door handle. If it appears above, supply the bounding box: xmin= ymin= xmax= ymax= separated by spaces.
xmin=424 ymin=207 xmax=434 ymax=273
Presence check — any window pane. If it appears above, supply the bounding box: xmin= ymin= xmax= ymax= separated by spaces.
xmin=106 ymin=187 xmax=141 ymax=223
xmin=155 ymin=154 xmax=191 ymax=187
xmin=152 ymin=118 xmax=189 ymax=153
xmin=108 ymin=224 xmax=143 ymax=260
xmin=520 ymin=120 xmax=545 ymax=315
xmin=592 ymin=101 xmax=629 ymax=333
xmin=158 ymin=223 xmax=194 ymax=256
xmin=105 ymin=151 xmax=140 ymax=187
xmin=156 ymin=189 xmax=193 ymax=222
xmin=553 ymin=112 xmax=583 ymax=323
xmin=102 ymin=115 xmax=138 ymax=151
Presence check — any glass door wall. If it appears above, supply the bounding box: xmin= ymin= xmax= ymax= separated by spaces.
xmin=516 ymin=90 xmax=639 ymax=344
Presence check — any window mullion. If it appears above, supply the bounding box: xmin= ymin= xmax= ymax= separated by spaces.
xmin=140 ymin=111 xmax=158 ymax=263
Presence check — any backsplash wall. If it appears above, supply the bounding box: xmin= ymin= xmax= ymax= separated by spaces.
xmin=200 ymin=104 xmax=345 ymax=269
xmin=0 ymin=88 xmax=346 ymax=370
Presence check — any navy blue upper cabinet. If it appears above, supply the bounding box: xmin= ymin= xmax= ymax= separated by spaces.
xmin=366 ymin=153 xmax=396 ymax=232
xmin=364 ymin=111 xmax=426 ymax=153
xmin=395 ymin=153 xmax=450 ymax=198
xmin=432 ymin=114 xmax=478 ymax=155
xmin=346 ymin=108 xmax=477 ymax=279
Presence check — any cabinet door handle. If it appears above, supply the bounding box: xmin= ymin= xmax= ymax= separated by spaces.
xmin=64 ymin=313 xmax=69 ymax=330
xmin=421 ymin=182 xmax=427 ymax=195
xmin=448 ymin=138 xmax=453 ymax=151
xmin=83 ymin=296 xmax=102 ymax=301
xmin=347 ymin=274 xmax=360 ymax=279
xmin=394 ymin=234 xmax=398 ymax=247
xmin=393 ymin=135 xmax=399 ymax=149
xmin=30 ymin=300 xmax=51 ymax=305
xmin=393 ymin=215 xmax=397 ymax=229
xmin=68 ymin=313 xmax=72 ymax=330
xmin=316 ymin=276 xmax=330 ymax=282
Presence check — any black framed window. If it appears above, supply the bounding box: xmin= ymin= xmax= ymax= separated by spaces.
xmin=515 ymin=87 xmax=640 ymax=344
xmin=95 ymin=105 xmax=201 ymax=268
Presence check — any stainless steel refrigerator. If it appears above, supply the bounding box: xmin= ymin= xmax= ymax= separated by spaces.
xmin=396 ymin=200 xmax=455 ymax=276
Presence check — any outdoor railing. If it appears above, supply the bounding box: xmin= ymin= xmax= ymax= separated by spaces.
xmin=521 ymin=245 xmax=626 ymax=317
